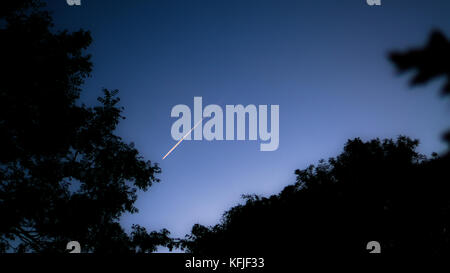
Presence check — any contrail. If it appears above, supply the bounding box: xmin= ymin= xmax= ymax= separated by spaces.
xmin=162 ymin=118 xmax=203 ymax=160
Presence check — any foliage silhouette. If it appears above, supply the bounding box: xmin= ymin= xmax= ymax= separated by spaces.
xmin=0 ymin=0 xmax=172 ymax=253
xmin=390 ymin=30 xmax=450 ymax=96
xmin=181 ymin=31 xmax=450 ymax=255
xmin=181 ymin=137 xmax=449 ymax=255
xmin=390 ymin=29 xmax=450 ymax=145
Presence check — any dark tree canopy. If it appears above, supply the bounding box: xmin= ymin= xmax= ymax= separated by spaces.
xmin=0 ymin=0 xmax=171 ymax=253
xmin=181 ymin=137 xmax=450 ymax=255
xmin=390 ymin=30 xmax=450 ymax=96
xmin=390 ymin=30 xmax=450 ymax=144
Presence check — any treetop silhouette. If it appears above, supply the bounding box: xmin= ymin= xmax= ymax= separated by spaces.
xmin=0 ymin=0 xmax=171 ymax=253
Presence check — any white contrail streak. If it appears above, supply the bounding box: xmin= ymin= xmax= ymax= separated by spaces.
xmin=162 ymin=118 xmax=203 ymax=160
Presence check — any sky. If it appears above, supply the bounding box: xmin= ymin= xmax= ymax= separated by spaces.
xmin=45 ymin=0 xmax=450 ymax=248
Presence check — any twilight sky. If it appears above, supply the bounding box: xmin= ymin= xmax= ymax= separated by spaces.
xmin=45 ymin=0 xmax=450 ymax=248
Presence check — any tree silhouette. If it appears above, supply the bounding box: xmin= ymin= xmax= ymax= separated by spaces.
xmin=390 ymin=30 xmax=450 ymax=96
xmin=0 ymin=0 xmax=171 ymax=253
xmin=181 ymin=30 xmax=450 ymax=255
xmin=390 ymin=30 xmax=450 ymax=144
xmin=181 ymin=137 xmax=449 ymax=255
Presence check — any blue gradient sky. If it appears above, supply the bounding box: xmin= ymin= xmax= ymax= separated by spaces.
xmin=46 ymin=0 xmax=449 ymax=245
